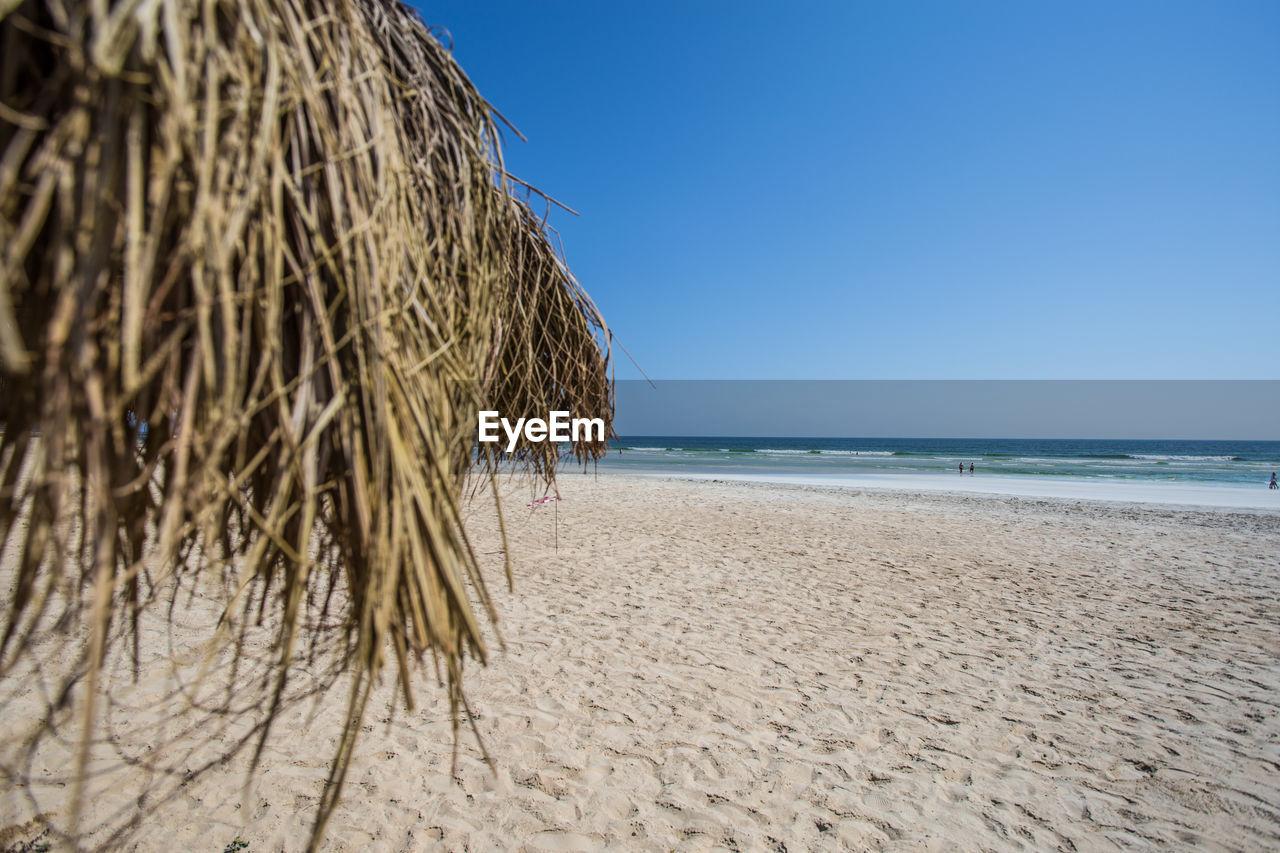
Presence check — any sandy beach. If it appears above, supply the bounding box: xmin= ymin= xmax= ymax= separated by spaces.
xmin=3 ymin=473 xmax=1279 ymax=851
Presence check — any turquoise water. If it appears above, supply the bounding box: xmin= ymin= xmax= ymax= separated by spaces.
xmin=598 ymin=437 xmax=1280 ymax=487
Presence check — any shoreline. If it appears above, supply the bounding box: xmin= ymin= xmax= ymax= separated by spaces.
xmin=590 ymin=465 xmax=1280 ymax=511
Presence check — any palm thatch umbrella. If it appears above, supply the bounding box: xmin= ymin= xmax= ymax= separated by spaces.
xmin=0 ymin=0 xmax=612 ymax=846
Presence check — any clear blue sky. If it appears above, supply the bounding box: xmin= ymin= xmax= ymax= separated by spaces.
xmin=421 ymin=1 xmax=1279 ymax=379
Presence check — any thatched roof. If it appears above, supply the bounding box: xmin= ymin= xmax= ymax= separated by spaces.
xmin=0 ymin=0 xmax=612 ymax=845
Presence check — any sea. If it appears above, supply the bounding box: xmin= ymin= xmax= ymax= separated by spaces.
xmin=591 ymin=437 xmax=1280 ymax=508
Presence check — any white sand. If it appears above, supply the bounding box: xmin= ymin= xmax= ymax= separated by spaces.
xmin=2 ymin=473 xmax=1279 ymax=851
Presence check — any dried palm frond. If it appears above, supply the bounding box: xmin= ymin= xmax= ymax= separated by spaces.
xmin=0 ymin=0 xmax=612 ymax=846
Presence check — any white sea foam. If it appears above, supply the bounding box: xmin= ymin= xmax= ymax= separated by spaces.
xmin=1131 ymin=454 xmax=1237 ymax=462
xmin=1004 ymin=456 xmax=1145 ymax=466
xmin=749 ymin=448 xmax=897 ymax=456
xmin=820 ymin=450 xmax=895 ymax=457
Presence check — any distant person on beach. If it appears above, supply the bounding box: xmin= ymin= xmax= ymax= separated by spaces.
xmin=969 ymin=463 xmax=975 ymax=474
xmin=959 ymin=463 xmax=964 ymax=475
xmin=1271 ymin=472 xmax=1278 ymax=490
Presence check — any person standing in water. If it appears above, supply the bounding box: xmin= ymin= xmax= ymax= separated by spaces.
xmin=969 ymin=462 xmax=975 ymax=474
xmin=959 ymin=463 xmax=964 ymax=475
xmin=1270 ymin=472 xmax=1278 ymax=490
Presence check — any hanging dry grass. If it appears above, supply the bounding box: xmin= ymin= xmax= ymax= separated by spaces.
xmin=0 ymin=0 xmax=612 ymax=847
